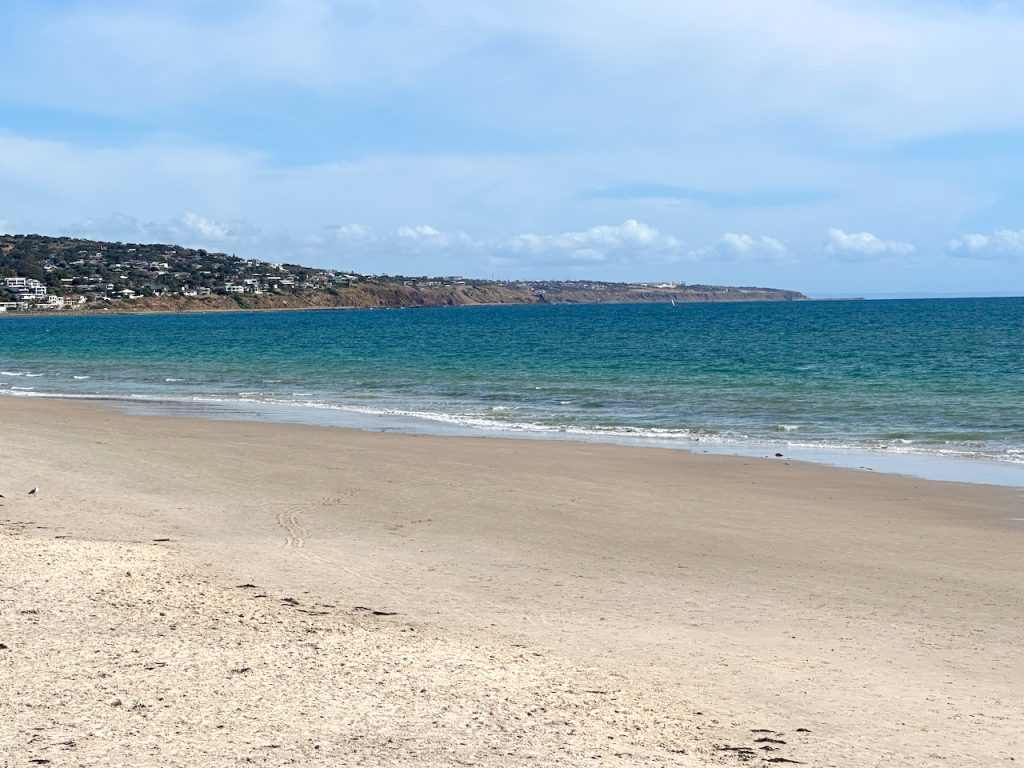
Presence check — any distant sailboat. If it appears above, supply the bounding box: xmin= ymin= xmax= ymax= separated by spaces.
xmin=670 ymin=299 xmax=676 ymax=307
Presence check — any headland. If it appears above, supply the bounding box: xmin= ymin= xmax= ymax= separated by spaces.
xmin=0 ymin=233 xmax=805 ymax=313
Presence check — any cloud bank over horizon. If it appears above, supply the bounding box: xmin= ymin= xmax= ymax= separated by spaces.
xmin=2 ymin=1 xmax=1024 ymax=293
xmin=37 ymin=213 xmax=787 ymax=276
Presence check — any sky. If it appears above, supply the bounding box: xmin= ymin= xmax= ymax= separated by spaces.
xmin=2 ymin=1 xmax=1024 ymax=295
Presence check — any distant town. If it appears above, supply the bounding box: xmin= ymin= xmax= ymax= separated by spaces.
xmin=0 ymin=234 xmax=806 ymax=312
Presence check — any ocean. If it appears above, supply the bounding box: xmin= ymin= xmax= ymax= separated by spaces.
xmin=2 ymin=298 xmax=1023 ymax=484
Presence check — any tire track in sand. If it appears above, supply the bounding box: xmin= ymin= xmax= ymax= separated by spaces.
xmin=277 ymin=504 xmax=312 ymax=549
xmin=274 ymin=497 xmax=392 ymax=589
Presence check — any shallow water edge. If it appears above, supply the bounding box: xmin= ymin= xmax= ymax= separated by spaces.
xmin=94 ymin=392 xmax=1024 ymax=490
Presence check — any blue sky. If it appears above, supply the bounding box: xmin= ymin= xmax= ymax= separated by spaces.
xmin=2 ymin=1 xmax=1024 ymax=294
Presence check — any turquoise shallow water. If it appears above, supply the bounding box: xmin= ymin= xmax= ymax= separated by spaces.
xmin=1 ymin=298 xmax=1023 ymax=470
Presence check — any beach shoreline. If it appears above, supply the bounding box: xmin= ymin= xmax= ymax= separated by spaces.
xmin=2 ymin=396 xmax=1022 ymax=766
xmin=6 ymin=389 xmax=1024 ymax=490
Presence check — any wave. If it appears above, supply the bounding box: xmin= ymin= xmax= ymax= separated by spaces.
xmin=2 ymin=386 xmax=1021 ymax=468
xmin=209 ymin=396 xmax=1024 ymax=465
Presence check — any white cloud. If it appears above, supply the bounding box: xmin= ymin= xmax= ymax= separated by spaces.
xmin=496 ymin=224 xmax=798 ymax=269
xmin=825 ymin=228 xmax=915 ymax=259
xmin=58 ymin=213 xmax=388 ymax=270
xmin=398 ymin=224 xmax=443 ymax=241
xmin=396 ymin=225 xmax=478 ymax=251
xmin=504 ymin=219 xmax=679 ymax=266
xmin=687 ymin=233 xmax=795 ymax=264
xmin=721 ymin=233 xmax=788 ymax=256
xmin=61 ymin=212 xmax=257 ymax=249
xmin=332 ymin=223 xmax=371 ymax=240
xmin=177 ymin=212 xmax=233 ymax=241
xmin=52 ymin=214 xmax=792 ymax=275
xmin=949 ymin=229 xmax=1024 ymax=259
xmin=370 ymin=219 xmax=682 ymax=269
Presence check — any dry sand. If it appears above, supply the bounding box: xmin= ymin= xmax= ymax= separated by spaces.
xmin=1 ymin=397 xmax=1022 ymax=766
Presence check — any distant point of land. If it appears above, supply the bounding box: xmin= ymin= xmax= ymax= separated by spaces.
xmin=0 ymin=233 xmax=806 ymax=313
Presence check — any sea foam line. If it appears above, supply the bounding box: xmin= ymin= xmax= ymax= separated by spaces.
xmin=2 ymin=387 xmax=1022 ymax=467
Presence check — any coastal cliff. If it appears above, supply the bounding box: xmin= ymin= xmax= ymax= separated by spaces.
xmin=1 ymin=233 xmax=806 ymax=312
xmin=107 ymin=284 xmax=806 ymax=312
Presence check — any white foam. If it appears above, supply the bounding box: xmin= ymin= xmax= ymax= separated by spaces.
xmin=0 ymin=390 xmax=100 ymax=400
xmin=4 ymin=386 xmax=1022 ymax=477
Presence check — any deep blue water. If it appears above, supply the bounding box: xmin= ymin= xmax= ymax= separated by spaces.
xmin=1 ymin=298 xmax=1022 ymax=466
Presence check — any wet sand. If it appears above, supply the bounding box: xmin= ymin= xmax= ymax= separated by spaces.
xmin=1 ymin=397 xmax=1022 ymax=766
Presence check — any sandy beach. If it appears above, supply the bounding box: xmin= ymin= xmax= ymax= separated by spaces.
xmin=2 ymin=397 xmax=1022 ymax=766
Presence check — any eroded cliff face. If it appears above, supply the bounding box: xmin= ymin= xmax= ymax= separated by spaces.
xmin=92 ymin=284 xmax=805 ymax=313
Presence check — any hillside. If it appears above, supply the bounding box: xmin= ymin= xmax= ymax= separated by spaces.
xmin=0 ymin=233 xmax=806 ymax=311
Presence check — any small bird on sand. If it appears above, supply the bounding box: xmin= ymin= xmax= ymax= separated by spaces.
xmin=28 ymin=486 xmax=39 ymax=496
